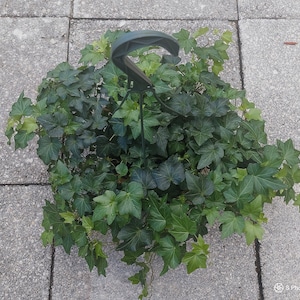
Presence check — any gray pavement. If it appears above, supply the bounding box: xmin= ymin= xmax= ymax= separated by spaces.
xmin=1 ymin=1 xmax=300 ymax=299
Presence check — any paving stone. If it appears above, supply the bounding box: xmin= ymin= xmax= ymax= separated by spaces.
xmin=73 ymin=0 xmax=237 ymax=20
xmin=0 ymin=0 xmax=71 ymax=16
xmin=240 ymin=19 xmax=300 ymax=300
xmin=69 ymin=19 xmax=241 ymax=89
xmin=239 ymin=19 xmax=300 ymax=147
xmin=52 ymin=227 xmax=258 ymax=299
xmin=0 ymin=17 xmax=69 ymax=184
xmin=0 ymin=185 xmax=52 ymax=300
xmin=239 ymin=0 xmax=300 ymax=19
xmin=261 ymin=199 xmax=300 ymax=299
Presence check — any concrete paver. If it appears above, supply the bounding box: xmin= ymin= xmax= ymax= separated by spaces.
xmin=73 ymin=0 xmax=238 ymax=20
xmin=52 ymin=228 xmax=258 ymax=300
xmin=239 ymin=1 xmax=300 ymax=19
xmin=240 ymin=18 xmax=300 ymax=300
xmin=0 ymin=185 xmax=52 ymax=300
xmin=0 ymin=17 xmax=69 ymax=184
xmin=0 ymin=0 xmax=71 ymax=17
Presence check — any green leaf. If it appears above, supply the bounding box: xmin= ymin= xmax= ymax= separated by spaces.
xmin=167 ymin=93 xmax=192 ymax=116
xmin=185 ymin=171 xmax=214 ymax=204
xmin=74 ymin=196 xmax=92 ymax=216
xmin=152 ymin=156 xmax=185 ymax=190
xmin=59 ymin=211 xmax=75 ymax=224
xmin=244 ymin=108 xmax=262 ymax=121
xmin=219 ymin=211 xmax=245 ymax=238
xmin=14 ymin=130 xmax=35 ymax=149
xmin=62 ymin=234 xmax=74 ymax=254
xmin=59 ymin=68 xmax=80 ymax=86
xmin=116 ymin=162 xmax=128 ymax=177
xmin=117 ymin=182 xmax=143 ymax=219
xmin=10 ymin=92 xmax=33 ymax=119
xmin=41 ymin=230 xmax=54 ymax=246
xmin=37 ymin=136 xmax=62 ymax=164
xmin=131 ymin=168 xmax=157 ymax=190
xmin=182 ymin=235 xmax=209 ymax=273
xmin=221 ymin=30 xmax=233 ymax=44
xmin=82 ymin=216 xmax=94 ymax=233
xmin=241 ymin=196 xmax=264 ymax=222
xmin=49 ymin=160 xmax=72 ymax=186
xmin=277 ymin=139 xmax=300 ymax=166
xmin=117 ymin=223 xmax=153 ymax=252
xmin=192 ymin=27 xmax=209 ymax=39
xmin=93 ymin=190 xmax=118 ymax=225
xmin=244 ymin=220 xmax=264 ymax=245
xmin=148 ymin=191 xmax=170 ymax=232
xmin=169 ymin=214 xmax=197 ymax=242
xmin=156 ymin=235 xmax=183 ymax=275
xmin=197 ymin=142 xmax=224 ymax=169
xmin=21 ymin=117 xmax=38 ymax=133
xmin=241 ymin=119 xmax=267 ymax=145
xmin=173 ymin=29 xmax=196 ymax=54
xmin=246 ymin=163 xmax=287 ymax=194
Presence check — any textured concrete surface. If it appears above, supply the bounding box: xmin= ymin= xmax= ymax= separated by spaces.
xmin=73 ymin=0 xmax=238 ymax=20
xmin=0 ymin=17 xmax=69 ymax=184
xmin=239 ymin=1 xmax=300 ymax=19
xmin=53 ymin=227 xmax=257 ymax=300
xmin=1 ymin=0 xmax=300 ymax=299
xmin=0 ymin=185 xmax=52 ymax=300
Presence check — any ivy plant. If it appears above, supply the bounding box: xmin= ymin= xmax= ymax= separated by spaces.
xmin=6 ymin=28 xmax=300 ymax=298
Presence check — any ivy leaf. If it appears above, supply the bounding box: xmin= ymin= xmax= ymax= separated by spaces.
xmin=241 ymin=120 xmax=267 ymax=145
xmin=219 ymin=211 xmax=245 ymax=238
xmin=156 ymin=235 xmax=183 ymax=275
xmin=14 ymin=130 xmax=35 ymax=149
xmin=169 ymin=214 xmax=197 ymax=242
xmin=116 ymin=182 xmax=143 ymax=219
xmin=153 ymin=79 xmax=173 ymax=94
xmin=37 ymin=136 xmax=62 ymax=164
xmin=277 ymin=139 xmax=300 ymax=166
xmin=116 ymin=162 xmax=128 ymax=176
xmin=152 ymin=157 xmax=185 ymax=191
xmin=10 ymin=92 xmax=33 ymax=119
xmin=82 ymin=216 xmax=94 ymax=234
xmin=59 ymin=68 xmax=80 ymax=86
xmin=192 ymin=27 xmax=209 ymax=39
xmin=117 ymin=223 xmax=153 ymax=252
xmin=204 ymin=98 xmax=229 ymax=117
xmin=49 ymin=160 xmax=72 ymax=186
xmin=73 ymin=196 xmax=92 ymax=216
xmin=190 ymin=121 xmax=214 ymax=147
xmin=223 ymin=179 xmax=253 ymax=207
xmin=185 ymin=171 xmax=214 ymax=204
xmin=173 ymin=29 xmax=196 ymax=54
xmin=131 ymin=168 xmax=157 ymax=190
xmin=154 ymin=126 xmax=170 ymax=156
xmin=93 ymin=190 xmax=118 ymax=225
xmin=241 ymin=196 xmax=264 ymax=222
xmin=167 ymin=93 xmax=192 ymax=116
xmin=246 ymin=163 xmax=287 ymax=194
xmin=148 ymin=191 xmax=170 ymax=232
xmin=182 ymin=235 xmax=209 ymax=273
xmin=244 ymin=220 xmax=264 ymax=245
xmin=62 ymin=234 xmax=74 ymax=254
xmin=59 ymin=211 xmax=75 ymax=224
xmin=79 ymin=44 xmax=105 ymax=65
xmin=197 ymin=142 xmax=224 ymax=169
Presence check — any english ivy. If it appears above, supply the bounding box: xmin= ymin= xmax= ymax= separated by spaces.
xmin=6 ymin=28 xmax=300 ymax=299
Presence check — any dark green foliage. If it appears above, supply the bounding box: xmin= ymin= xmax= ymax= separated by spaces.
xmin=6 ymin=28 xmax=300 ymax=299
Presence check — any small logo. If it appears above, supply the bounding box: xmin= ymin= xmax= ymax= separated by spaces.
xmin=274 ymin=283 xmax=284 ymax=293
